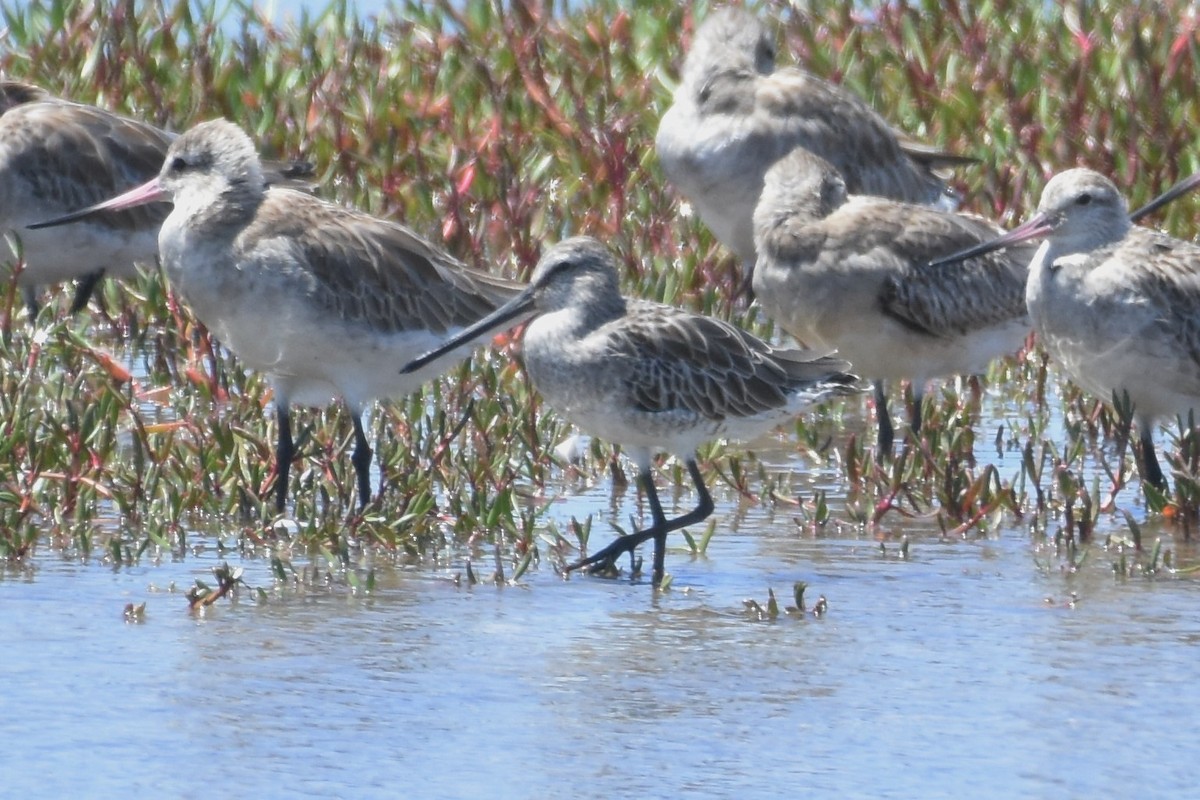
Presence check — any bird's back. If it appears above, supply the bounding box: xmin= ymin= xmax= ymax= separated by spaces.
xmin=754 ymin=69 xmax=959 ymax=208
xmin=755 ymin=193 xmax=1032 ymax=381
xmin=0 ymin=93 xmax=170 ymax=231
xmin=523 ymin=296 xmax=855 ymax=456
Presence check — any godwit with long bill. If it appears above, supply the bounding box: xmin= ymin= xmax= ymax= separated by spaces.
xmin=926 ymin=168 xmax=1200 ymax=490
xmin=403 ymin=235 xmax=858 ymax=585
xmin=0 ymin=82 xmax=312 ymax=318
xmin=31 ymin=118 xmax=523 ymax=512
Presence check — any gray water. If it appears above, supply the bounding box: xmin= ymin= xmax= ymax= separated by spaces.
xmin=4 ymin=392 xmax=1200 ymax=799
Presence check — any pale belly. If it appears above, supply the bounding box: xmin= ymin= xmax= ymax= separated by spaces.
xmin=1045 ymin=331 xmax=1200 ymax=422
xmin=7 ymin=223 xmax=157 ymax=285
xmin=656 ymin=108 xmax=785 ymax=263
xmin=170 ymin=261 xmax=479 ymax=411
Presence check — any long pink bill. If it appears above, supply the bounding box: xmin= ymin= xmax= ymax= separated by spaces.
xmin=1129 ymin=171 xmax=1200 ymax=223
xmin=26 ymin=177 xmax=168 ymax=230
xmin=923 ymin=211 xmax=1058 ymax=269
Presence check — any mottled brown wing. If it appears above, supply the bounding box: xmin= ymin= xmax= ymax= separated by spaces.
xmin=1122 ymin=231 xmax=1200 ymax=369
xmin=611 ymin=301 xmax=802 ymax=420
xmin=756 ymin=70 xmax=959 ymax=203
xmin=250 ymin=189 xmax=520 ymax=334
xmin=876 ymin=208 xmax=1031 ymax=337
xmin=757 ymin=70 xmax=906 ymax=161
xmin=6 ymin=101 xmax=172 ymax=231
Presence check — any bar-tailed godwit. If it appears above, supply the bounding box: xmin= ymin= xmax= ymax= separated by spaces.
xmin=0 ymin=82 xmax=313 ymax=318
xmin=655 ymin=7 xmax=974 ymax=270
xmin=31 ymin=118 xmax=522 ymax=511
xmin=0 ymin=81 xmax=171 ymax=315
xmin=752 ymin=148 xmax=1034 ymax=451
xmin=926 ymin=168 xmax=1200 ymax=489
xmin=403 ymin=235 xmax=858 ymax=585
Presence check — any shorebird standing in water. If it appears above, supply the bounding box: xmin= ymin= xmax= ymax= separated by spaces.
xmin=30 ymin=118 xmax=522 ymax=512
xmin=403 ymin=236 xmax=858 ymax=585
xmin=655 ymin=7 xmax=974 ymax=270
xmin=752 ymin=148 xmax=1034 ymax=452
xmin=0 ymin=82 xmax=313 ymax=319
xmin=926 ymin=168 xmax=1200 ymax=490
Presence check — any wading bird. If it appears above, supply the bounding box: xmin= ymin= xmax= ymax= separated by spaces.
xmin=0 ymin=82 xmax=312 ymax=318
xmin=403 ymin=235 xmax=858 ymax=585
xmin=926 ymin=168 xmax=1200 ymax=489
xmin=0 ymin=82 xmax=171 ymax=316
xmin=752 ymin=148 xmax=1034 ymax=451
xmin=30 ymin=118 xmax=522 ymax=512
xmin=656 ymin=7 xmax=974 ymax=271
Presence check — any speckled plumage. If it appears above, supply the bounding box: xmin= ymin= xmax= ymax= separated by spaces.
xmin=927 ymin=167 xmax=1200 ymax=489
xmin=1021 ymin=169 xmax=1200 ymax=488
xmin=3 ymin=82 xmax=312 ymax=316
xmin=0 ymin=81 xmax=171 ymax=312
xmin=655 ymin=8 xmax=971 ymax=268
xmin=34 ymin=118 xmax=522 ymax=511
xmin=752 ymin=148 xmax=1033 ymax=449
xmin=404 ymin=235 xmax=858 ymax=583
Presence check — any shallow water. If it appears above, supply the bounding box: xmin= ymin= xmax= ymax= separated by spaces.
xmin=5 ymin=385 xmax=1200 ymax=800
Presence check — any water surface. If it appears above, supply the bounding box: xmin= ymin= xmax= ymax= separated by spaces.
xmin=5 ymin=429 xmax=1199 ymax=799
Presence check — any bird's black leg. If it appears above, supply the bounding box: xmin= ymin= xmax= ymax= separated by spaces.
xmin=643 ymin=472 xmax=670 ymax=582
xmin=676 ymin=459 xmax=715 ymax=529
xmin=274 ymin=405 xmax=294 ymax=513
xmin=565 ymin=458 xmax=715 ymax=586
xmin=1138 ymin=425 xmax=1167 ymax=491
xmin=69 ymin=269 xmax=105 ymax=314
xmin=874 ymin=380 xmax=894 ymax=458
xmin=564 ymin=468 xmax=660 ymax=579
xmin=910 ymin=384 xmax=925 ymax=441
xmin=351 ymin=413 xmax=373 ymax=510
xmin=21 ymin=286 xmax=39 ymax=322
xmin=652 ymin=458 xmax=716 ymax=581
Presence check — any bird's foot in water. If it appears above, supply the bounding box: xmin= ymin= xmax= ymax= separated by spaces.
xmin=563 ymin=531 xmax=651 ymax=579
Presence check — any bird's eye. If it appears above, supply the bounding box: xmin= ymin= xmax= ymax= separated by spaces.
xmin=1076 ymin=193 xmax=1092 ymax=206
xmin=169 ymin=156 xmax=187 ymax=172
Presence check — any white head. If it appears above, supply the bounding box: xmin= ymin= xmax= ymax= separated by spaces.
xmin=23 ymin=118 xmax=268 ymax=235
xmin=156 ymin=119 xmax=267 ymax=225
xmin=1029 ymin=168 xmax=1131 ymax=254
xmin=925 ymin=168 xmax=1132 ymax=269
xmin=681 ymin=8 xmax=777 ymax=93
